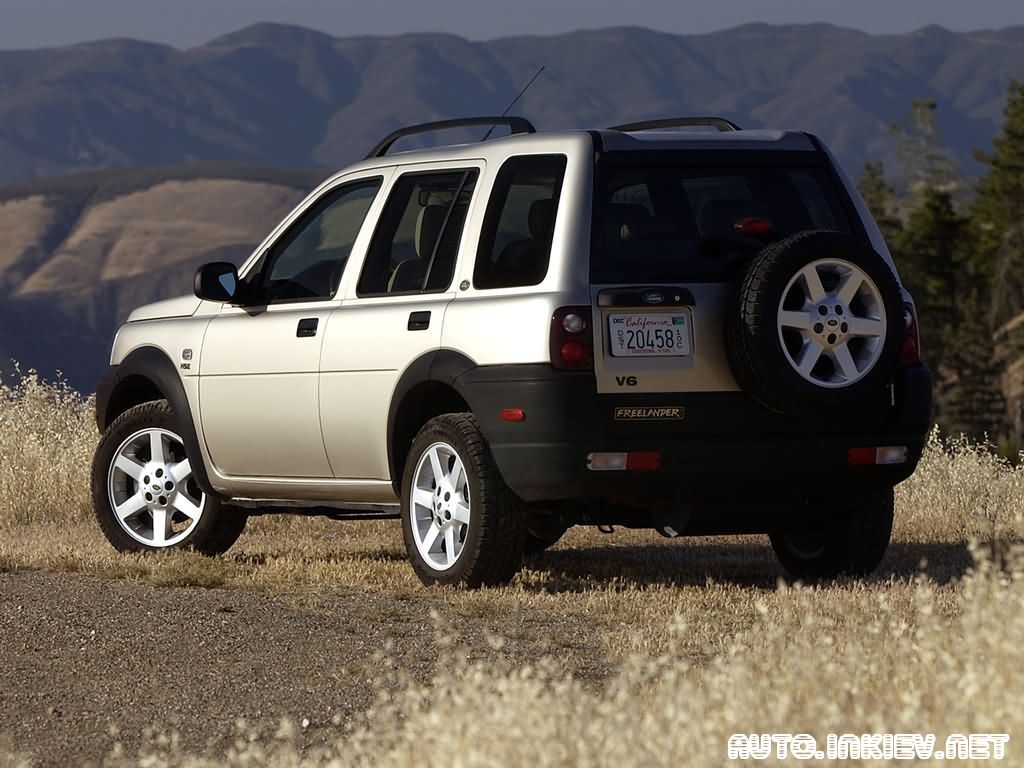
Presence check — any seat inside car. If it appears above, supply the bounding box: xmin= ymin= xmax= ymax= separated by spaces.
xmin=387 ymin=204 xmax=447 ymax=292
xmin=493 ymin=197 xmax=555 ymax=286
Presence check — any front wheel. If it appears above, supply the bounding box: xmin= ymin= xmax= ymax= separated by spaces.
xmin=400 ymin=414 xmax=526 ymax=587
xmin=770 ymin=487 xmax=894 ymax=581
xmin=91 ymin=400 xmax=246 ymax=555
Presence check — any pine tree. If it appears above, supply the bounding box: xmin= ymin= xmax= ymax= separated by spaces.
xmin=973 ymin=80 xmax=1024 ymax=446
xmin=973 ymin=80 xmax=1024 ymax=331
xmin=886 ymin=98 xmax=1005 ymax=439
xmin=890 ymin=99 xmax=958 ymax=196
xmin=896 ymin=188 xmax=961 ymax=403
xmin=896 ymin=190 xmax=1003 ymax=440
xmin=857 ymin=161 xmax=903 ymax=246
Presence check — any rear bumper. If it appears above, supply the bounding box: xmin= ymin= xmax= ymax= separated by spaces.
xmin=458 ymin=363 xmax=932 ymax=504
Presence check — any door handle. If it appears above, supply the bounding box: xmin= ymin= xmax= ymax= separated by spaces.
xmin=408 ymin=311 xmax=431 ymax=331
xmin=296 ymin=318 xmax=319 ymax=337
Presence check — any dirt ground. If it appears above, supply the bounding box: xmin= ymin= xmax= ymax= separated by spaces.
xmin=0 ymin=526 xmax=980 ymax=767
xmin=0 ymin=562 xmax=617 ymax=767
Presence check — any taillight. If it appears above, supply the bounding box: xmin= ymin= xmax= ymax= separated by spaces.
xmin=551 ymin=306 xmax=594 ymax=370
xmin=734 ymin=217 xmax=774 ymax=236
xmin=901 ymin=302 xmax=922 ymax=366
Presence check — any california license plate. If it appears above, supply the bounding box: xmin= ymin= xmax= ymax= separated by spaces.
xmin=608 ymin=313 xmax=691 ymax=357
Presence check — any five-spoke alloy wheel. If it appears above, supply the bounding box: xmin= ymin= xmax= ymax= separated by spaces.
xmin=777 ymin=258 xmax=887 ymax=388
xmin=400 ymin=413 xmax=526 ymax=587
xmin=727 ymin=231 xmax=905 ymax=413
xmin=92 ymin=400 xmax=246 ymax=554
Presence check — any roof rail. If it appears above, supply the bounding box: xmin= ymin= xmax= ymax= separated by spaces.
xmin=366 ymin=116 xmax=537 ymax=159
xmin=610 ymin=117 xmax=741 ymax=133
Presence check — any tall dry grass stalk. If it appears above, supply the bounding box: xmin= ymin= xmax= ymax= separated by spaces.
xmin=2 ymin=374 xmax=1023 ymax=766
xmin=0 ymin=372 xmax=95 ymax=527
xmin=103 ymin=545 xmax=1024 ymax=767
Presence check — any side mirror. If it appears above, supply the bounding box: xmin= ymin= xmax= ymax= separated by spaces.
xmin=194 ymin=262 xmax=239 ymax=302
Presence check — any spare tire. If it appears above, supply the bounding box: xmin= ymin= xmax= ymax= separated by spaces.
xmin=727 ymin=230 xmax=905 ymax=413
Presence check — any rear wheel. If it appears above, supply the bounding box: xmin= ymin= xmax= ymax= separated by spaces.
xmin=770 ymin=487 xmax=894 ymax=581
xmin=400 ymin=414 xmax=526 ymax=587
xmin=92 ymin=400 xmax=246 ymax=555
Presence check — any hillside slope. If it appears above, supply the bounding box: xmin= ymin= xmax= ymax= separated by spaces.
xmin=0 ymin=165 xmax=323 ymax=388
xmin=0 ymin=23 xmax=1021 ymax=182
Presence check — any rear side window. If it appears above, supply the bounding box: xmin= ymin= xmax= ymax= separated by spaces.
xmin=474 ymin=155 xmax=567 ymax=289
xmin=358 ymin=169 xmax=477 ymax=296
xmin=592 ymin=155 xmax=853 ymax=284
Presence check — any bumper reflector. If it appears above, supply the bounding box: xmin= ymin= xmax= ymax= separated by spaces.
xmin=587 ymin=451 xmax=662 ymax=471
xmin=848 ymin=446 xmax=909 ymax=466
xmin=500 ymin=408 xmax=526 ymax=422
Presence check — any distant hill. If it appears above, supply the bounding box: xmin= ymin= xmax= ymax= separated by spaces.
xmin=0 ymin=23 xmax=1022 ymax=183
xmin=0 ymin=165 xmax=323 ymax=388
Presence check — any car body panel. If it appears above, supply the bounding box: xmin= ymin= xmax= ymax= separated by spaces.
xmin=98 ymin=124 xmax=929 ymax=511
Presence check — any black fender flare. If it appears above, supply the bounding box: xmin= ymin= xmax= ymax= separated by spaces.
xmin=386 ymin=349 xmax=478 ymax=487
xmin=95 ymin=346 xmax=217 ymax=496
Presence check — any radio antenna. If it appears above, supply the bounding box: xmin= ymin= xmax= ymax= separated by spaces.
xmin=481 ymin=65 xmax=545 ymax=141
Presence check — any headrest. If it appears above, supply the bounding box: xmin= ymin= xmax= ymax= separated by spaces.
xmin=698 ymin=199 xmax=770 ymax=237
xmin=528 ymin=198 xmax=555 ymax=241
xmin=416 ymin=204 xmax=448 ymax=259
xmin=606 ymin=203 xmax=651 ymax=242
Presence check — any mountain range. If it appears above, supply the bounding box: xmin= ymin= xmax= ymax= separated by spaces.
xmin=1 ymin=22 xmax=1023 ymax=389
xmin=1 ymin=22 xmax=1023 ymax=183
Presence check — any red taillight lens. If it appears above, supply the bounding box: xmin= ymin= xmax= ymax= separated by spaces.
xmin=901 ymin=302 xmax=922 ymax=366
xmin=551 ymin=306 xmax=593 ymax=370
xmin=847 ymin=447 xmax=876 ymax=465
xmin=625 ymin=451 xmax=662 ymax=471
xmin=734 ymin=217 xmax=774 ymax=236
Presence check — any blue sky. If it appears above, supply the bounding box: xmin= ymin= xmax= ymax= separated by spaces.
xmin=1 ymin=0 xmax=1022 ymax=48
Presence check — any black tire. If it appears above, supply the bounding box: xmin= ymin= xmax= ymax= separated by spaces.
xmin=727 ymin=230 xmax=905 ymax=413
xmin=91 ymin=400 xmax=246 ymax=555
xmin=400 ymin=413 xmax=526 ymax=587
xmin=770 ymin=487 xmax=894 ymax=581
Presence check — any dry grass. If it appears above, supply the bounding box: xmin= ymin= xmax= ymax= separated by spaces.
xmin=2 ymin=375 xmax=1023 ymax=766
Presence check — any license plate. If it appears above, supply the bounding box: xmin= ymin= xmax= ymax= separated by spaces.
xmin=608 ymin=313 xmax=691 ymax=357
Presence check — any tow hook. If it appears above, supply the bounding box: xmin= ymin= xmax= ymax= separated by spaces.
xmin=597 ymin=524 xmax=615 ymax=534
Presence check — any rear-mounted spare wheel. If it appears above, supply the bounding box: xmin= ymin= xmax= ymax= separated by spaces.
xmin=727 ymin=230 xmax=904 ymax=413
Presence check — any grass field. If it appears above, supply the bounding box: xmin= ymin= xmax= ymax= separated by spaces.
xmin=1 ymin=374 xmax=1022 ymax=766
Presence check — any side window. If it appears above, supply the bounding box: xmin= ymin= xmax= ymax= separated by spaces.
xmin=610 ymin=183 xmax=654 ymax=214
xmin=357 ymin=170 xmax=478 ymax=296
xmin=474 ymin=155 xmax=567 ymax=290
xmin=789 ymin=170 xmax=842 ymax=230
xmin=243 ymin=178 xmax=381 ymax=304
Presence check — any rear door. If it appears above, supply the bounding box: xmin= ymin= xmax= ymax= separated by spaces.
xmin=320 ymin=162 xmax=482 ymax=480
xmin=590 ymin=151 xmax=856 ymax=396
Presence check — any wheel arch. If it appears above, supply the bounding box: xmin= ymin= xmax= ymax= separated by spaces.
xmin=387 ymin=350 xmax=477 ymax=494
xmin=96 ymin=346 xmax=217 ymax=495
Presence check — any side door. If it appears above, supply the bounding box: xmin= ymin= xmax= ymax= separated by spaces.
xmin=320 ymin=163 xmax=482 ymax=480
xmin=199 ymin=173 xmax=387 ymax=479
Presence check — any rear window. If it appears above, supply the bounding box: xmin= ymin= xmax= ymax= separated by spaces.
xmin=592 ymin=153 xmax=854 ymax=284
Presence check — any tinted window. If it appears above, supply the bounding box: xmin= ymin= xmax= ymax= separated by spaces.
xmin=357 ymin=170 xmax=477 ymax=296
xmin=592 ymin=156 xmax=852 ymax=284
xmin=474 ymin=155 xmax=567 ymax=289
xmin=243 ymin=179 xmax=381 ymax=304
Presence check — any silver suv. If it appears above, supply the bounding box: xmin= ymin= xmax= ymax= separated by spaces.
xmin=92 ymin=116 xmax=932 ymax=586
